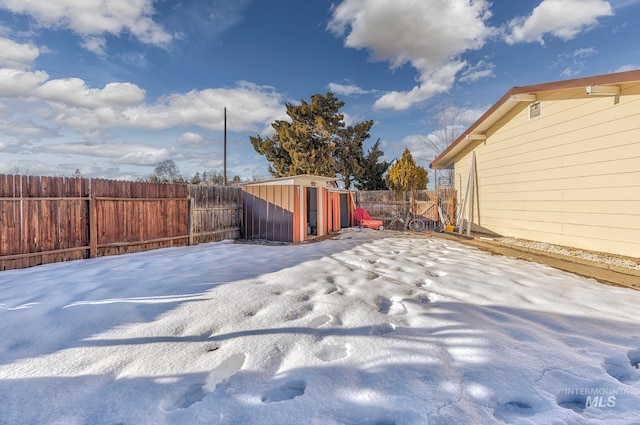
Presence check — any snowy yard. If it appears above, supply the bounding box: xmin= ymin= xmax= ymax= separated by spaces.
xmin=1 ymin=228 xmax=639 ymax=425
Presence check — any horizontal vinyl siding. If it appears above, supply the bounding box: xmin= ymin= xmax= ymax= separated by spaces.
xmin=456 ymin=82 xmax=640 ymax=257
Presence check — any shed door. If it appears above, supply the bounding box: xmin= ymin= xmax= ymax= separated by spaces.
xmin=307 ymin=187 xmax=318 ymax=235
xmin=340 ymin=194 xmax=349 ymax=228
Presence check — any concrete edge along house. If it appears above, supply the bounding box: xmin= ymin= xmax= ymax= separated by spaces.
xmin=430 ymin=70 xmax=640 ymax=258
xmin=241 ymin=175 xmax=355 ymax=243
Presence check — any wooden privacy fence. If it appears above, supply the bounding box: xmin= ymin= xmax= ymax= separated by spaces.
xmin=355 ymin=189 xmax=457 ymax=226
xmin=0 ymin=174 xmax=242 ymax=271
xmin=189 ymin=185 xmax=242 ymax=245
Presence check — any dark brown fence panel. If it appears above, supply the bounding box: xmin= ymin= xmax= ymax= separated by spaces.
xmin=1 ymin=175 xmax=245 ymax=271
xmin=92 ymin=179 xmax=190 ymax=257
xmin=0 ymin=175 xmax=90 ymax=270
xmin=189 ymin=185 xmax=242 ymax=244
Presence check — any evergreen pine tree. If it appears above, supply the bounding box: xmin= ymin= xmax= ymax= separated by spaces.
xmin=355 ymin=139 xmax=390 ymax=190
xmin=250 ymin=92 xmax=374 ymax=187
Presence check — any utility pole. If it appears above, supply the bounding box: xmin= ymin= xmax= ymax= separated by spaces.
xmin=223 ymin=107 xmax=227 ymax=186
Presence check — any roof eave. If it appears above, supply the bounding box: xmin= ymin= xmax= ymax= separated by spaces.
xmin=430 ymin=69 xmax=640 ymax=170
xmin=430 ymin=91 xmax=516 ymax=169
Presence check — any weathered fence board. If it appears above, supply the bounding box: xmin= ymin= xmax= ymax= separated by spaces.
xmin=189 ymin=185 xmax=242 ymax=244
xmin=91 ymin=178 xmax=191 ymax=257
xmin=0 ymin=175 xmax=90 ymax=270
xmin=0 ymin=175 xmax=243 ymax=271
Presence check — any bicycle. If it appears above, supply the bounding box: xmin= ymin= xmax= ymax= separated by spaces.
xmin=386 ymin=211 xmax=426 ymax=232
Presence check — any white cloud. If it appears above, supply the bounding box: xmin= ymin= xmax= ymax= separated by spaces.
xmin=328 ymin=82 xmax=371 ymax=96
xmin=0 ymin=68 xmax=285 ymax=140
xmin=394 ymin=105 xmax=488 ymax=162
xmin=616 ymin=64 xmax=640 ymax=72
xmin=458 ymin=60 xmax=495 ymax=83
xmin=0 ymin=68 xmax=49 ymax=97
xmin=505 ymin=0 xmax=613 ymax=44
xmin=458 ymin=105 xmax=491 ymax=125
xmin=0 ymin=116 xmax=58 ymax=141
xmin=81 ymin=36 xmax=107 ymax=57
xmin=555 ymin=47 xmax=597 ymax=77
xmin=47 ymin=142 xmax=169 ymax=166
xmin=571 ymin=47 xmax=596 ymax=57
xmin=329 ymin=0 xmax=496 ymax=110
xmin=0 ymin=37 xmax=40 ymax=69
xmin=0 ymin=0 xmax=172 ymax=53
xmin=120 ymin=81 xmax=283 ymax=132
xmin=400 ymin=134 xmax=434 ymax=162
xmin=340 ymin=112 xmax=365 ymax=128
xmin=178 ymin=132 xmax=205 ymax=147
xmin=36 ymin=79 xmax=146 ymax=108
xmin=373 ymin=61 xmax=466 ymax=110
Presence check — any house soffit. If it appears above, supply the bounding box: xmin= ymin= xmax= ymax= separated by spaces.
xmin=430 ymin=69 xmax=640 ymax=170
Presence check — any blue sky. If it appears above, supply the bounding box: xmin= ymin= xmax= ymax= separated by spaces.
xmin=0 ymin=0 xmax=638 ymax=182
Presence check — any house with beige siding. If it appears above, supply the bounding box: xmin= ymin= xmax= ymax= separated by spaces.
xmin=430 ymin=70 xmax=640 ymax=258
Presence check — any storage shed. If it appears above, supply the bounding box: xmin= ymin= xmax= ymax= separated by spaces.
xmin=242 ymin=175 xmax=355 ymax=243
xmin=430 ymin=70 xmax=640 ymax=258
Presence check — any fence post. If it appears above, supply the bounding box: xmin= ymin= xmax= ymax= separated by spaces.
xmin=89 ymin=194 xmax=97 ymax=258
xmin=188 ymin=194 xmax=194 ymax=246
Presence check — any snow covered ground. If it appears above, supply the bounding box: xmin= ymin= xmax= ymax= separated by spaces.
xmin=1 ymin=228 xmax=639 ymax=425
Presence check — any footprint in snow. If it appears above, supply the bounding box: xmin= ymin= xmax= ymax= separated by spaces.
xmin=325 ymin=285 xmax=344 ymax=295
xmin=556 ymin=391 xmax=588 ymax=413
xmin=261 ymin=380 xmax=306 ymax=403
xmin=163 ymin=353 xmax=246 ymax=411
xmin=370 ymin=323 xmax=396 ymax=335
xmin=493 ymin=400 xmax=535 ymax=421
xmin=417 ymin=294 xmax=431 ymax=304
xmin=376 ymin=296 xmax=407 ymax=315
xmin=603 ymin=349 xmax=640 ymax=384
xmin=316 ymin=343 xmax=349 ymax=362
xmin=629 ymin=348 xmax=640 ymax=369
xmin=308 ymin=314 xmax=332 ymax=328
xmin=376 ymin=296 xmax=392 ymax=314
xmin=284 ymin=303 xmax=314 ymax=321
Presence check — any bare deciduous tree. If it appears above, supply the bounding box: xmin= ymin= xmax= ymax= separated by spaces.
xmin=425 ymin=102 xmax=465 ymax=186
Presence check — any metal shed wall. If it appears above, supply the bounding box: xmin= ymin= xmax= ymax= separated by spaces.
xmin=242 ymin=184 xmax=298 ymax=242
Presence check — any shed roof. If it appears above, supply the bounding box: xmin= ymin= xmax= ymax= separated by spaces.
xmin=430 ymin=69 xmax=640 ymax=170
xmin=241 ymin=174 xmax=338 ymax=188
